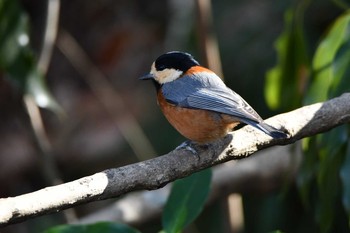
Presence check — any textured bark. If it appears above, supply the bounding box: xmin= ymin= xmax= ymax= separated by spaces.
xmin=77 ymin=145 xmax=299 ymax=225
xmin=1 ymin=93 xmax=350 ymax=226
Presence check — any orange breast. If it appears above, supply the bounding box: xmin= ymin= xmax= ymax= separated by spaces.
xmin=157 ymin=91 xmax=239 ymax=144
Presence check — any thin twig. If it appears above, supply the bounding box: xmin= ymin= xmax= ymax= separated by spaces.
xmin=195 ymin=0 xmax=223 ymax=78
xmin=38 ymin=0 xmax=60 ymax=74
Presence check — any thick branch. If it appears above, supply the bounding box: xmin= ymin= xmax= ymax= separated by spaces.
xmin=1 ymin=93 xmax=350 ymax=226
xmin=77 ymin=145 xmax=300 ymax=225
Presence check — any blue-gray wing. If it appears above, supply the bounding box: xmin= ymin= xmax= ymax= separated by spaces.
xmin=161 ymin=73 xmax=262 ymax=123
xmin=177 ymin=87 xmax=263 ymax=123
xmin=161 ymin=73 xmax=287 ymax=138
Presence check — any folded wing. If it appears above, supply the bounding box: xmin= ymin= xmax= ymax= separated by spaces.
xmin=161 ymin=74 xmax=287 ymax=138
xmin=178 ymin=87 xmax=263 ymax=124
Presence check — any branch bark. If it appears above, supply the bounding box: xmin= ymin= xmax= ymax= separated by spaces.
xmin=77 ymin=145 xmax=300 ymax=225
xmin=1 ymin=93 xmax=350 ymax=226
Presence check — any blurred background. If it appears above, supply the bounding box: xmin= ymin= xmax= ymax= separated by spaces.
xmin=1 ymin=0 xmax=349 ymax=232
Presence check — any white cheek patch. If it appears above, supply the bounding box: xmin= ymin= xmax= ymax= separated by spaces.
xmin=150 ymin=62 xmax=183 ymax=84
xmin=156 ymin=68 xmax=183 ymax=84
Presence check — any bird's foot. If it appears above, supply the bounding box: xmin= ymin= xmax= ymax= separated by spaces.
xmin=176 ymin=141 xmax=198 ymax=155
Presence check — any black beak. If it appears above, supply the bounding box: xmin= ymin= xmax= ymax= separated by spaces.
xmin=139 ymin=73 xmax=154 ymax=80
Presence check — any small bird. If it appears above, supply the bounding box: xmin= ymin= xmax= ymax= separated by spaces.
xmin=140 ymin=51 xmax=287 ymax=144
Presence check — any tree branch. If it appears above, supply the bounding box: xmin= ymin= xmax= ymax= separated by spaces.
xmin=77 ymin=145 xmax=300 ymax=225
xmin=1 ymin=93 xmax=350 ymax=226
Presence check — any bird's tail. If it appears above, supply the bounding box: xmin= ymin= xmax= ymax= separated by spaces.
xmin=243 ymin=119 xmax=287 ymax=139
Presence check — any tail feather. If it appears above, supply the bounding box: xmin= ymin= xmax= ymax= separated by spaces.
xmin=242 ymin=119 xmax=287 ymax=139
xmin=256 ymin=122 xmax=287 ymax=139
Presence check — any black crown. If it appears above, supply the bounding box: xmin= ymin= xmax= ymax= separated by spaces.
xmin=155 ymin=51 xmax=199 ymax=73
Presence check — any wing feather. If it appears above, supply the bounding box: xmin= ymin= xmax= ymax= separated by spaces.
xmin=179 ymin=88 xmax=262 ymax=123
xmin=161 ymin=72 xmax=263 ymax=123
xmin=160 ymin=72 xmax=287 ymax=138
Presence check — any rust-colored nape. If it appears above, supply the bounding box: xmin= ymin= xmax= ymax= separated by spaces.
xmin=185 ymin=66 xmax=215 ymax=76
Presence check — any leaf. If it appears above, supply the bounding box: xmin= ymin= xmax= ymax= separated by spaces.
xmin=0 ymin=0 xmax=27 ymax=68
xmin=43 ymin=222 xmax=141 ymax=233
xmin=291 ymin=5 xmax=350 ymax=233
xmin=162 ymin=168 xmax=212 ymax=233
xmin=297 ymin=137 xmax=318 ymax=209
xmin=0 ymin=0 xmax=62 ymax=113
xmin=329 ymin=38 xmax=350 ymax=97
xmin=265 ymin=4 xmax=309 ymax=111
xmin=316 ymin=126 xmax=348 ymax=232
xmin=301 ymin=9 xmax=350 ymax=232
xmin=305 ymin=12 xmax=350 ymax=104
xmin=265 ymin=68 xmax=280 ymax=109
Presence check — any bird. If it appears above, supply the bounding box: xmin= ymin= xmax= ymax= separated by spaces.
xmin=140 ymin=51 xmax=287 ymax=145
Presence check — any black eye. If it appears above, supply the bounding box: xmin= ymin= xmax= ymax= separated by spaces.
xmin=157 ymin=65 xmax=166 ymax=71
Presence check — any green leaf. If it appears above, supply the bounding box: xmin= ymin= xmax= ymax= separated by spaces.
xmin=0 ymin=1 xmax=27 ymax=68
xmin=162 ymin=169 xmax=212 ymax=233
xmin=340 ymin=141 xmax=350 ymax=217
xmin=316 ymin=126 xmax=348 ymax=232
xmin=43 ymin=222 xmax=140 ymax=233
xmin=305 ymin=11 xmax=350 ymax=104
xmin=329 ymin=38 xmax=350 ymax=97
xmin=297 ymin=137 xmax=318 ymax=209
xmin=265 ymin=68 xmax=280 ymax=109
xmin=265 ymin=4 xmax=309 ymax=111
xmin=0 ymin=0 xmax=61 ymax=113
xmin=294 ymin=5 xmax=350 ymax=233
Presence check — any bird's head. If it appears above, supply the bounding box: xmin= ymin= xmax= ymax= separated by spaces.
xmin=140 ymin=51 xmax=199 ymax=84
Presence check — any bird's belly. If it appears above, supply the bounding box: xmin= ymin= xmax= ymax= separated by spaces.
xmin=158 ymin=98 xmax=238 ymax=143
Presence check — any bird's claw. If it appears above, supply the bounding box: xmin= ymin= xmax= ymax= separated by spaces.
xmin=176 ymin=141 xmax=198 ymax=155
